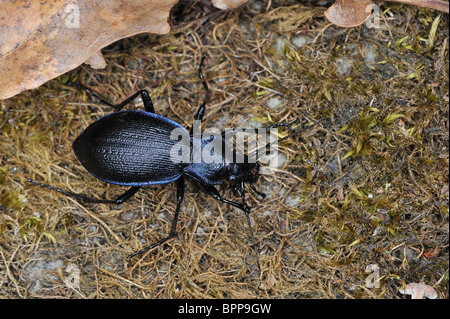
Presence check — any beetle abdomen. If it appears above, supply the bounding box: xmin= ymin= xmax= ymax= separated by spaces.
xmin=73 ymin=110 xmax=189 ymax=186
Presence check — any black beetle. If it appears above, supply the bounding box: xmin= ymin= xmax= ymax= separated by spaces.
xmin=28 ymin=59 xmax=317 ymax=267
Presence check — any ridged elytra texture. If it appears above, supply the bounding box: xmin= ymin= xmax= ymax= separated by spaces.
xmin=73 ymin=110 xmax=190 ymax=186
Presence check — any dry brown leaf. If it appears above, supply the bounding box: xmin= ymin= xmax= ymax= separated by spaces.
xmin=325 ymin=0 xmax=373 ymax=28
xmin=84 ymin=51 xmax=107 ymax=70
xmin=424 ymin=247 xmax=441 ymax=259
xmin=0 ymin=0 xmax=178 ymax=100
xmin=337 ymin=186 xmax=344 ymax=201
xmin=390 ymin=0 xmax=449 ymax=14
xmin=399 ymin=282 xmax=438 ymax=299
xmin=325 ymin=0 xmax=449 ymax=28
xmin=211 ymin=0 xmax=249 ymax=10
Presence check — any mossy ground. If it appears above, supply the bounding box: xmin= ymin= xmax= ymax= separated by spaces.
xmin=1 ymin=0 xmax=448 ymax=298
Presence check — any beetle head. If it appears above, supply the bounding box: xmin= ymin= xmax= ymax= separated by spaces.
xmin=226 ymin=161 xmax=260 ymax=185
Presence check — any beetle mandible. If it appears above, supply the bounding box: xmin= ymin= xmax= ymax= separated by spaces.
xmin=28 ymin=58 xmax=317 ymax=267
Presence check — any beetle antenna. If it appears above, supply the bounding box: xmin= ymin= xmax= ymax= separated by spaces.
xmin=250 ymin=118 xmax=321 ymax=161
xmin=194 ymin=57 xmax=212 ymax=119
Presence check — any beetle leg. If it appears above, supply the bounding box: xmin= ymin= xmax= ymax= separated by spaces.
xmin=234 ymin=183 xmax=261 ymax=270
xmin=67 ymin=82 xmax=155 ymax=113
xmin=201 ymin=185 xmax=249 ymax=213
xmin=27 ymin=179 xmax=141 ymax=204
xmin=201 ymin=184 xmax=261 ymax=270
xmin=110 ymin=90 xmax=155 ymax=113
xmin=250 ymin=183 xmax=266 ymax=198
xmin=128 ymin=177 xmax=185 ymax=260
xmin=112 ymin=186 xmax=142 ymax=204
